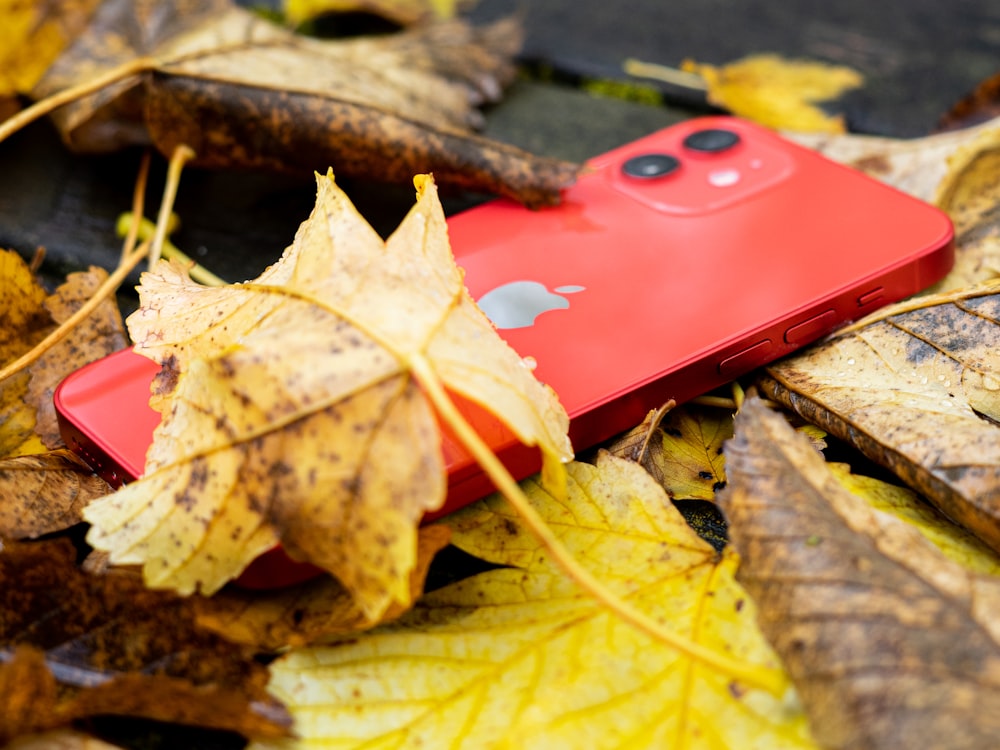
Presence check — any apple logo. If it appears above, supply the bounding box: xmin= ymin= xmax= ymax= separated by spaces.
xmin=476 ymin=281 xmax=586 ymax=329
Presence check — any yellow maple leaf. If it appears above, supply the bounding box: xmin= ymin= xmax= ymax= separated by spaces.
xmin=83 ymin=172 xmax=571 ymax=622
xmin=681 ymin=54 xmax=863 ymax=133
xmin=255 ymin=452 xmax=815 ymax=750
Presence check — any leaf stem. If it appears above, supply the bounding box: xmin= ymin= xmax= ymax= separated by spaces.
xmin=408 ymin=353 xmax=788 ymax=697
xmin=0 ymin=57 xmax=157 ymax=145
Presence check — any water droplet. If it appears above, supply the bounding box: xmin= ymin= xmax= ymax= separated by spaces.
xmin=846 ymin=358 xmax=856 ymax=366
xmin=522 ymin=356 xmax=538 ymax=371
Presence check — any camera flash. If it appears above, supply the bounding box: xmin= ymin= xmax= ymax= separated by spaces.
xmin=709 ymin=168 xmax=741 ymax=187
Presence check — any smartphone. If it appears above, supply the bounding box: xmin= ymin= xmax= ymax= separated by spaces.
xmin=55 ymin=116 xmax=954 ymax=586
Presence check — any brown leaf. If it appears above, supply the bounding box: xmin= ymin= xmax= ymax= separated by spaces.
xmin=720 ymin=397 xmax=1000 ymax=750
xmin=759 ymin=288 xmax=1000 ymax=554
xmin=0 ymin=451 xmax=110 ymax=539
xmin=31 ymin=0 xmax=578 ymax=206
xmin=939 ymin=71 xmax=1000 ymax=132
xmin=0 ymin=538 xmax=291 ymax=741
xmin=194 ymin=524 xmax=451 ymax=650
xmin=28 ymin=266 xmax=129 ymax=448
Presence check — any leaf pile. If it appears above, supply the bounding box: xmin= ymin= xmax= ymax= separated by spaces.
xmin=14 ymin=0 xmax=578 ymax=205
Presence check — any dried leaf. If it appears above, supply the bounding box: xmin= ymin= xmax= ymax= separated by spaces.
xmin=720 ymin=398 xmax=1000 ymax=749
xmin=607 ymin=404 xmax=731 ymax=500
xmin=681 ymin=54 xmax=863 ymax=134
xmin=0 ymin=0 xmax=100 ymax=98
xmin=83 ymin=172 xmax=571 ymax=622
xmin=194 ymin=525 xmax=451 ymax=650
xmin=4 ymin=729 xmax=122 ymax=750
xmin=0 ymin=450 xmax=110 ymax=539
xmin=939 ymin=71 xmax=1000 ymax=132
xmin=929 ymin=125 xmax=1000 ymax=291
xmin=285 ymin=0 xmax=464 ymax=26
xmin=759 ymin=287 xmax=1000 ymax=554
xmin=0 ymin=538 xmax=291 ymax=742
xmin=28 ymin=266 xmax=129 ymax=448
xmin=30 ymin=0 xmax=577 ymax=206
xmin=256 ymin=452 xmax=815 ymax=750
xmin=0 ymin=250 xmax=51 ymax=457
xmin=828 ymin=462 xmax=1000 ymax=576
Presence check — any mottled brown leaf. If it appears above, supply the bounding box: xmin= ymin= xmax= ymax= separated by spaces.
xmin=27 ymin=266 xmax=129 ymax=448
xmin=720 ymin=398 xmax=1000 ymax=750
xmin=0 ymin=450 xmax=110 ymax=539
xmin=760 ymin=288 xmax=1000 ymax=554
xmin=31 ymin=0 xmax=578 ymax=205
xmin=0 ymin=539 xmax=291 ymax=741
xmin=194 ymin=524 xmax=451 ymax=650
xmin=939 ymin=71 xmax=1000 ymax=132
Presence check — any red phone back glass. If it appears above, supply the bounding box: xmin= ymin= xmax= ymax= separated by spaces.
xmin=55 ymin=117 xmax=954 ymax=526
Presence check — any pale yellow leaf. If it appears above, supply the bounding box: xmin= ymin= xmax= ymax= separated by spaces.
xmin=285 ymin=0 xmax=463 ymax=25
xmin=254 ymin=452 xmax=815 ymax=750
xmin=83 ymin=172 xmax=570 ymax=623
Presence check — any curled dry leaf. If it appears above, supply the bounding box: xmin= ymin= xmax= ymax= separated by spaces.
xmin=83 ymin=172 xmax=571 ymax=621
xmin=759 ymin=287 xmax=1000 ymax=555
xmin=257 ymin=452 xmax=814 ymax=750
xmin=0 ymin=538 xmax=291 ymax=743
xmin=0 ymin=451 xmax=110 ymax=539
xmin=29 ymin=0 xmax=578 ymax=206
xmin=680 ymin=54 xmax=863 ymax=134
xmin=720 ymin=398 xmax=1000 ymax=750
xmin=194 ymin=525 xmax=451 ymax=650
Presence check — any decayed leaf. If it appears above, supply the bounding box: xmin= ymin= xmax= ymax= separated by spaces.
xmin=759 ymin=287 xmax=1000 ymax=554
xmin=0 ymin=538 xmax=291 ymax=743
xmin=83 ymin=172 xmax=571 ymax=623
xmin=28 ymin=0 xmax=577 ymax=206
xmin=929 ymin=125 xmax=1000 ymax=291
xmin=0 ymin=0 xmax=100 ymax=100
xmin=255 ymin=452 xmax=814 ymax=750
xmin=720 ymin=398 xmax=1000 ymax=749
xmin=194 ymin=525 xmax=451 ymax=650
xmin=0 ymin=451 xmax=109 ymax=539
xmin=828 ymin=462 xmax=1000 ymax=576
xmin=939 ymin=71 xmax=1000 ymax=132
xmin=27 ymin=266 xmax=130 ymax=448
xmin=680 ymin=54 xmax=863 ymax=133
xmin=285 ymin=0 xmax=464 ymax=26
xmin=0 ymin=250 xmax=51 ymax=457
xmin=607 ymin=403 xmax=731 ymax=500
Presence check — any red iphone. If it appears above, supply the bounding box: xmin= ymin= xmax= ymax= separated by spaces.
xmin=55 ymin=116 xmax=954 ymax=585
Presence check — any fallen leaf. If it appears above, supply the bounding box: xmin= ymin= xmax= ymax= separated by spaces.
xmin=681 ymin=54 xmax=863 ymax=133
xmin=828 ymin=462 xmax=1000 ymax=576
xmin=0 ymin=451 xmax=110 ymax=539
xmin=929 ymin=124 xmax=1000 ymax=291
xmin=194 ymin=525 xmax=451 ymax=650
xmin=28 ymin=0 xmax=577 ymax=206
xmin=27 ymin=266 xmax=129 ymax=448
xmin=83 ymin=172 xmax=571 ymax=623
xmin=255 ymin=452 xmax=814 ymax=750
xmin=0 ymin=249 xmax=51 ymax=457
xmin=606 ymin=403 xmax=731 ymax=500
xmin=938 ymin=71 xmax=1000 ymax=132
xmin=285 ymin=0 xmax=463 ymax=26
xmin=3 ymin=729 xmax=122 ymax=750
xmin=0 ymin=538 xmax=291 ymax=744
xmin=759 ymin=286 xmax=1000 ymax=554
xmin=720 ymin=397 xmax=1000 ymax=749
xmin=0 ymin=0 xmax=100 ymax=100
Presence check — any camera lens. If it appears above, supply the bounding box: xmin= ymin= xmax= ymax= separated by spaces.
xmin=683 ymin=128 xmax=741 ymax=153
xmin=622 ymin=153 xmax=680 ymax=179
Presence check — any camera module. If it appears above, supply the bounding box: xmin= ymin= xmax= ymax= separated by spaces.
xmin=683 ymin=128 xmax=741 ymax=153
xmin=622 ymin=153 xmax=680 ymax=179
